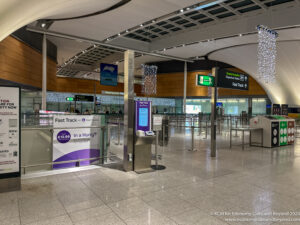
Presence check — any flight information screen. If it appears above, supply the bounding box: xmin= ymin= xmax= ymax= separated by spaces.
xmin=139 ymin=108 xmax=148 ymax=127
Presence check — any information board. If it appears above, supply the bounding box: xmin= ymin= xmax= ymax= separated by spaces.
xmin=281 ymin=104 xmax=288 ymax=116
xmin=75 ymin=95 xmax=94 ymax=102
xmin=52 ymin=115 xmax=104 ymax=169
xmin=100 ymin=63 xmax=118 ymax=86
xmin=153 ymin=115 xmax=163 ymax=131
xmin=0 ymin=86 xmax=20 ymax=177
xmin=272 ymin=104 xmax=281 ymax=115
xmin=217 ymin=69 xmax=249 ymax=90
xmin=196 ymin=74 xmax=215 ymax=87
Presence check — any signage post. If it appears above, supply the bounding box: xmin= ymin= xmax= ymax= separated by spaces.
xmin=0 ymin=86 xmax=21 ymax=192
xmin=211 ymin=68 xmax=218 ymax=157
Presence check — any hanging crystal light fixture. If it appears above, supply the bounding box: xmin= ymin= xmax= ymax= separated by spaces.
xmin=256 ymin=25 xmax=278 ymax=84
xmin=141 ymin=64 xmax=158 ymax=95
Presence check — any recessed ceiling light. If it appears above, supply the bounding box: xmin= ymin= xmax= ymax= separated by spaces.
xmin=180 ymin=9 xmax=184 ymax=13
xmin=106 ymin=38 xmax=110 ymax=41
xmin=118 ymin=33 xmax=121 ymax=36
xmin=93 ymin=44 xmax=97 ymax=47
xmin=163 ymin=48 xmax=166 ymax=51
xmin=41 ymin=23 xmax=46 ymax=28
xmin=126 ymin=30 xmax=129 ymax=33
xmin=140 ymin=24 xmax=143 ymax=27
xmin=187 ymin=7 xmax=190 ymax=10
xmin=152 ymin=20 xmax=156 ymax=23
xmin=182 ymin=44 xmax=185 ymax=47
xmin=239 ymin=33 xmax=243 ymax=37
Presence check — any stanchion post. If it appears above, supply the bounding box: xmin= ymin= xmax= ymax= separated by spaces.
xmin=205 ymin=120 xmax=208 ymax=139
xmin=101 ymin=127 xmax=105 ymax=164
xmin=191 ymin=126 xmax=194 ymax=150
xmin=210 ymin=67 xmax=218 ymax=157
xmin=162 ymin=124 xmax=165 ymax=147
xmin=235 ymin=119 xmax=238 ymax=136
xmin=155 ymin=131 xmax=158 ymax=169
xmin=117 ymin=118 xmax=121 ymax=145
xmin=199 ymin=119 xmax=202 ymax=136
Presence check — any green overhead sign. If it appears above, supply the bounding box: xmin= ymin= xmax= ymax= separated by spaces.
xmin=196 ymin=74 xmax=215 ymax=87
xmin=66 ymin=97 xmax=74 ymax=101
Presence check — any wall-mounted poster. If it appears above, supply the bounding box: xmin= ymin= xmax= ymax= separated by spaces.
xmin=0 ymin=86 xmax=20 ymax=177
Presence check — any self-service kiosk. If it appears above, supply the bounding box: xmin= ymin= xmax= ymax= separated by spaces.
xmin=134 ymin=101 xmax=155 ymax=173
xmin=250 ymin=115 xmax=295 ymax=148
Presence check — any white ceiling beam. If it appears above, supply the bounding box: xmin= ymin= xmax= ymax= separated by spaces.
xmin=150 ymin=5 xmax=300 ymax=51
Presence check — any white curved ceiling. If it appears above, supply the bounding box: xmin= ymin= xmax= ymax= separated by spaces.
xmin=0 ymin=0 xmax=126 ymax=41
xmin=2 ymin=0 xmax=300 ymax=106
xmin=0 ymin=0 xmax=200 ymax=41
xmin=210 ymin=41 xmax=300 ymax=106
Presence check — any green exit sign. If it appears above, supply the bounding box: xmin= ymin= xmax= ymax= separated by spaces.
xmin=196 ymin=74 xmax=215 ymax=87
xmin=66 ymin=97 xmax=74 ymax=101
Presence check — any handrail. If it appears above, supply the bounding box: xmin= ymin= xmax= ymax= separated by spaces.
xmin=21 ymin=155 xmax=109 ymax=174
xmin=22 ymin=126 xmax=106 ymax=131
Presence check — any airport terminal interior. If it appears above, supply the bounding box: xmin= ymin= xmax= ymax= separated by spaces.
xmin=2 ymin=0 xmax=300 ymax=224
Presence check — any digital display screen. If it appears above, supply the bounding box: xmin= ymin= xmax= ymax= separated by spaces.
xmin=139 ymin=108 xmax=148 ymax=127
xmin=186 ymin=105 xmax=201 ymax=114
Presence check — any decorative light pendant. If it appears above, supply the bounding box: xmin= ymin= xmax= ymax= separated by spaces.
xmin=141 ymin=64 xmax=158 ymax=95
xmin=256 ymin=25 xmax=278 ymax=84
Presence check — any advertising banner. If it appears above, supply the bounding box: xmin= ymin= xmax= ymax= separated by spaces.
xmin=135 ymin=101 xmax=151 ymax=132
xmin=0 ymin=86 xmax=20 ymax=176
xmin=53 ymin=115 xmax=102 ymax=169
xmin=100 ymin=63 xmax=118 ymax=86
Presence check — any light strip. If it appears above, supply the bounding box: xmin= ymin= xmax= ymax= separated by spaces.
xmin=26 ymin=26 xmax=193 ymax=63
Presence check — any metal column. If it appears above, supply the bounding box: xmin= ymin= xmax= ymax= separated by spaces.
xmin=123 ymin=50 xmax=135 ymax=171
xmin=42 ymin=34 xmax=47 ymax=110
xmin=183 ymin=62 xmax=187 ymax=113
xmin=211 ymin=67 xmax=218 ymax=157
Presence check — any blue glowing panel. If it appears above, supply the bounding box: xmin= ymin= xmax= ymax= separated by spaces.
xmin=139 ymin=108 xmax=148 ymax=127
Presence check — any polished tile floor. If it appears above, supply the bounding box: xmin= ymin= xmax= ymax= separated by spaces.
xmin=2 ymin=127 xmax=300 ymax=225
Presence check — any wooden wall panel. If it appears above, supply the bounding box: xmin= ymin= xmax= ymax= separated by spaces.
xmin=0 ymin=36 xmax=143 ymax=95
xmin=155 ymin=70 xmax=266 ymax=97
xmin=0 ymin=36 xmax=265 ymax=98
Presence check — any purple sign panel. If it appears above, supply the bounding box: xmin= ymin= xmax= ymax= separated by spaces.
xmin=135 ymin=101 xmax=151 ymax=132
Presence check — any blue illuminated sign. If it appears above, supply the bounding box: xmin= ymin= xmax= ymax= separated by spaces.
xmin=100 ymin=63 xmax=118 ymax=86
xmin=139 ymin=108 xmax=148 ymax=127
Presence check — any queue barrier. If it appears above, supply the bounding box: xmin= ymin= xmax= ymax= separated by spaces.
xmin=21 ymin=126 xmax=108 ymax=174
